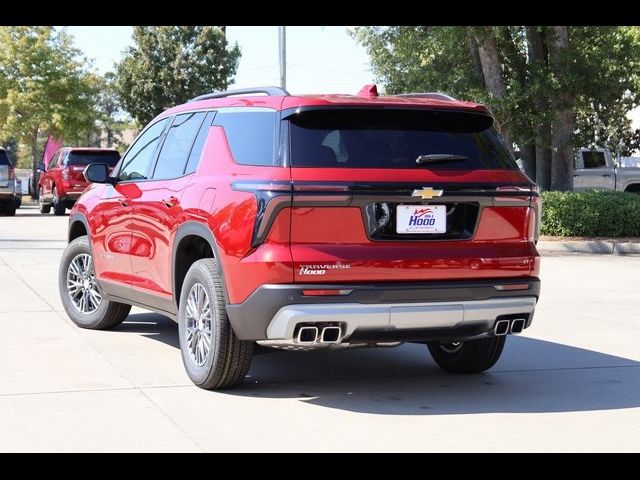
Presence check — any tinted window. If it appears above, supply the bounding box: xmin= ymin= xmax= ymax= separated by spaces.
xmin=0 ymin=150 xmax=11 ymax=166
xmin=288 ymin=109 xmax=516 ymax=170
xmin=68 ymin=151 xmax=120 ymax=167
xmin=213 ymin=110 xmax=277 ymax=166
xmin=49 ymin=152 xmax=60 ymax=169
xmin=119 ymin=118 xmax=168 ymax=181
xmin=582 ymin=151 xmax=606 ymax=169
xmin=184 ymin=112 xmax=213 ymax=174
xmin=153 ymin=112 xmax=207 ymax=180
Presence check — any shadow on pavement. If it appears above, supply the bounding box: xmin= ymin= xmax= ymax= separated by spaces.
xmin=118 ymin=312 xmax=640 ymax=415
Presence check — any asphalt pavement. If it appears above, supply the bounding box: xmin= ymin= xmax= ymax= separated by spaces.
xmin=0 ymin=204 xmax=639 ymax=452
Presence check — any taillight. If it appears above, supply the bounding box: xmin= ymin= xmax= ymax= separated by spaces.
xmin=62 ymin=169 xmax=69 ymax=181
xmin=529 ymin=195 xmax=542 ymax=243
xmin=8 ymin=167 xmax=15 ymax=180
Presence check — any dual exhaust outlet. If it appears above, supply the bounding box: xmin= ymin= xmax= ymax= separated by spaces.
xmin=494 ymin=318 xmax=526 ymax=336
xmin=296 ymin=325 xmax=342 ymax=344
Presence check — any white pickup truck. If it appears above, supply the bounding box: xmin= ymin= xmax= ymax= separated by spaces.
xmin=573 ymin=148 xmax=640 ymax=193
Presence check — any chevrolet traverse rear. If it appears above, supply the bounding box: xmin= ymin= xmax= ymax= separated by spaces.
xmin=59 ymin=86 xmax=541 ymax=390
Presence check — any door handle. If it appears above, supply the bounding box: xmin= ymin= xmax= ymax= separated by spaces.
xmin=601 ymin=174 xmax=612 ymax=177
xmin=162 ymin=196 xmax=179 ymax=208
xmin=118 ymin=198 xmax=128 ymax=207
xmin=573 ymin=174 xmax=580 ymax=177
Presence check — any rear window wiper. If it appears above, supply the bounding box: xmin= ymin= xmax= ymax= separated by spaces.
xmin=416 ymin=154 xmax=468 ymax=165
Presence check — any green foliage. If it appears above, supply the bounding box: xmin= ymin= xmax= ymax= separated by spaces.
xmin=94 ymin=71 xmax=130 ymax=148
xmin=541 ymin=190 xmax=640 ymax=237
xmin=116 ymin=26 xmax=241 ymax=125
xmin=353 ymin=26 xmax=640 ymax=185
xmin=0 ymin=26 xmax=99 ymax=165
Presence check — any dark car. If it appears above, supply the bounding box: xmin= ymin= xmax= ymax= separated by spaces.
xmin=0 ymin=149 xmax=20 ymax=216
xmin=38 ymin=147 xmax=121 ymax=215
xmin=59 ymin=86 xmax=541 ymax=390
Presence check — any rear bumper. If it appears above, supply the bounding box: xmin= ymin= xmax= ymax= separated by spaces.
xmin=226 ymin=278 xmax=540 ymax=341
xmin=60 ymin=191 xmax=83 ymax=204
xmin=0 ymin=189 xmax=19 ymax=203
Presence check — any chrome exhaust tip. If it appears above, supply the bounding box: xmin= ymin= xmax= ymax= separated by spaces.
xmin=297 ymin=326 xmax=319 ymax=344
xmin=320 ymin=326 xmax=341 ymax=343
xmin=494 ymin=319 xmax=510 ymax=336
xmin=510 ymin=318 xmax=526 ymax=334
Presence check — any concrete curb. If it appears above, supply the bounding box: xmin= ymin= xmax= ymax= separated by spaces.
xmin=537 ymin=240 xmax=640 ymax=255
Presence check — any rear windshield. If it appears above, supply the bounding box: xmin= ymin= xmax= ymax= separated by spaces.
xmin=288 ymin=109 xmax=517 ymax=170
xmin=68 ymin=151 xmax=120 ymax=167
xmin=0 ymin=150 xmax=10 ymax=166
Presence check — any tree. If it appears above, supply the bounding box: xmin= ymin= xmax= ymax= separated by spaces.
xmin=353 ymin=26 xmax=640 ymax=191
xmin=94 ymin=72 xmax=129 ymax=148
xmin=0 ymin=27 xmax=99 ymax=192
xmin=116 ymin=26 xmax=241 ymax=125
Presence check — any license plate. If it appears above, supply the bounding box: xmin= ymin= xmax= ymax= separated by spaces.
xmin=396 ymin=205 xmax=446 ymax=234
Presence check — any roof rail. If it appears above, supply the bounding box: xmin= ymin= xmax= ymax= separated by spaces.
xmin=396 ymin=92 xmax=457 ymax=101
xmin=189 ymin=86 xmax=290 ymax=102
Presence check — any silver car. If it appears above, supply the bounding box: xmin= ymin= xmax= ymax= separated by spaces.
xmin=0 ymin=149 xmax=20 ymax=216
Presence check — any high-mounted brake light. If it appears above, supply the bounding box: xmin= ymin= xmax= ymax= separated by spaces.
xmin=357 ymin=84 xmax=379 ymax=98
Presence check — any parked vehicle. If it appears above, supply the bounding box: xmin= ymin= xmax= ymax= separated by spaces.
xmin=38 ymin=148 xmax=121 ymax=215
xmin=574 ymin=148 xmax=640 ymax=192
xmin=0 ymin=149 xmax=20 ymax=216
xmin=59 ymin=86 xmax=541 ymax=390
xmin=14 ymin=178 xmax=22 ymax=209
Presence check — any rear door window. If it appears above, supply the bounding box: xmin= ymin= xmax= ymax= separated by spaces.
xmin=0 ymin=150 xmax=10 ymax=166
xmin=152 ymin=112 xmax=207 ymax=180
xmin=582 ymin=151 xmax=607 ymax=169
xmin=288 ymin=109 xmax=517 ymax=170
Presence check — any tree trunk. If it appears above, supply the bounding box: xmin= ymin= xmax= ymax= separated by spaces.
xmin=473 ymin=27 xmax=512 ymax=150
xmin=549 ymin=26 xmax=574 ymax=191
xmin=31 ymin=126 xmax=40 ymax=200
xmin=526 ymin=26 xmax=552 ymax=189
xmin=466 ymin=28 xmax=485 ymax=85
xmin=474 ymin=27 xmax=505 ymax=98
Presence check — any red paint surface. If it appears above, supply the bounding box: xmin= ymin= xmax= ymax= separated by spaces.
xmin=73 ymin=91 xmax=539 ymax=310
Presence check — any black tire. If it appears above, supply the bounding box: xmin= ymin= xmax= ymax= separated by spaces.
xmin=59 ymin=236 xmax=131 ymax=330
xmin=4 ymin=203 xmax=16 ymax=216
xmin=178 ymin=258 xmax=253 ymax=390
xmin=53 ymin=186 xmax=66 ymax=215
xmin=38 ymin=187 xmax=51 ymax=214
xmin=427 ymin=336 xmax=506 ymax=374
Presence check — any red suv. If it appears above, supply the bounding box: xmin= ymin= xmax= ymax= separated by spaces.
xmin=38 ymin=147 xmax=121 ymax=215
xmin=58 ymin=86 xmax=541 ymax=390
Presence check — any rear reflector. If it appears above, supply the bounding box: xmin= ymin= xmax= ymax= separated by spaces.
xmin=302 ymin=289 xmax=353 ymax=296
xmin=494 ymin=284 xmax=530 ymax=291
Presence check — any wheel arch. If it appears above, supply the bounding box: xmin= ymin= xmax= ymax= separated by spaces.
xmin=624 ymin=183 xmax=640 ymax=193
xmin=172 ymin=221 xmax=228 ymax=307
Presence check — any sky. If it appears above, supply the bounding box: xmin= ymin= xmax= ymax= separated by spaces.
xmin=61 ymin=26 xmax=375 ymax=95
xmin=60 ymin=25 xmax=640 ymax=131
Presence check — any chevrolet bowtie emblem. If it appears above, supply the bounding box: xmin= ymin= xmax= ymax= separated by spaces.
xmin=412 ymin=187 xmax=443 ymax=200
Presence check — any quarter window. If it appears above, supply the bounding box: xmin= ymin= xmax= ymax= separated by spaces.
xmin=213 ymin=110 xmax=277 ymax=166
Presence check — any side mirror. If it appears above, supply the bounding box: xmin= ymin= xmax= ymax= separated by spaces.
xmin=84 ymin=163 xmax=113 ymax=184
xmin=37 ymin=162 xmax=46 ymax=172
